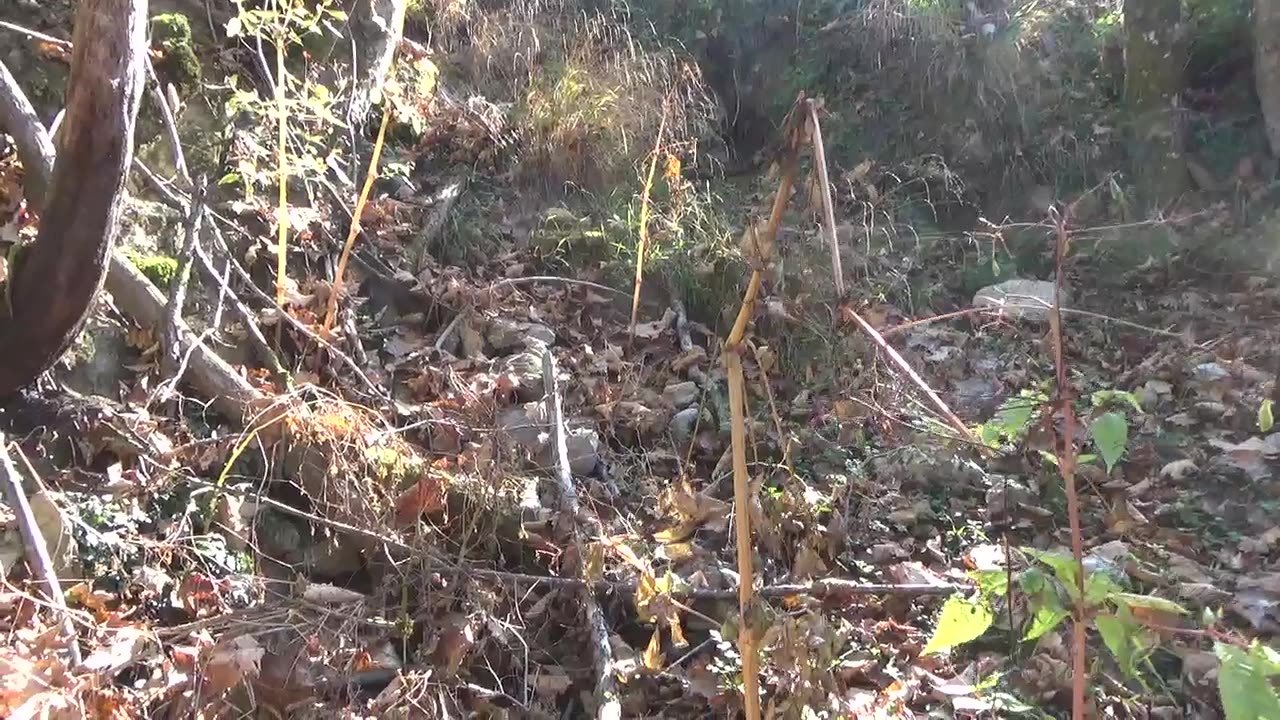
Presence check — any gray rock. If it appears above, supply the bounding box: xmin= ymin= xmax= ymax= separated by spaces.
xmin=497 ymin=404 xmax=548 ymax=449
xmin=973 ymin=279 xmax=1063 ymax=323
xmin=670 ymin=407 xmax=701 ymax=444
xmin=57 ymin=313 xmax=134 ymax=399
xmin=494 ymin=351 xmax=545 ymax=401
xmin=487 ymin=318 xmax=556 ymax=352
xmin=986 ymin=478 xmax=1033 ymax=518
xmin=564 ymin=427 xmax=600 ymax=476
xmin=664 ymin=381 xmax=700 ymax=408
xmin=952 ymin=377 xmax=1002 ymax=418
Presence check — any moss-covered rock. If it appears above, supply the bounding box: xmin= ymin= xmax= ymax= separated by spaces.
xmin=123 ymin=248 xmax=180 ymax=289
xmin=150 ymin=13 xmax=201 ymax=97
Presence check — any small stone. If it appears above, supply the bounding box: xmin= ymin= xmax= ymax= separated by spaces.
xmin=494 ymin=351 xmax=544 ymax=402
xmin=523 ymin=323 xmax=556 ymax=348
xmin=565 ymin=427 xmax=600 ymax=475
xmin=986 ymin=479 xmax=1033 ymax=518
xmin=486 ymin=317 xmax=527 ymax=351
xmin=973 ymin=279 xmax=1063 ymax=323
xmin=1159 ymin=459 xmax=1198 ymax=481
xmin=670 ymin=407 xmax=700 ymax=444
xmin=664 ymin=381 xmax=700 ymax=408
xmin=868 ymin=542 xmax=909 ymax=564
xmin=497 ymin=405 xmax=546 ymax=450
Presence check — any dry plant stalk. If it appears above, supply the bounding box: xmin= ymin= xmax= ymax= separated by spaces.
xmin=806 ymin=99 xmax=845 ymax=296
xmin=722 ymin=101 xmax=805 ymax=720
xmin=629 ymin=103 xmax=670 ymax=339
xmin=323 ymin=104 xmax=394 ymax=334
xmin=275 ymin=34 xmax=289 ymax=315
xmin=1048 ymin=209 xmax=1087 ymax=719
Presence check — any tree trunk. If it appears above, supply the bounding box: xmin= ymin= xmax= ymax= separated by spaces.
xmin=1124 ymin=0 xmax=1187 ymax=212
xmin=348 ymin=0 xmax=407 ymax=126
xmin=0 ymin=0 xmax=147 ymax=397
xmin=1258 ymin=0 xmax=1280 ymax=156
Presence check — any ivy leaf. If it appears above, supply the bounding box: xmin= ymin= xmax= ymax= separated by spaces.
xmin=923 ymin=596 xmax=994 ymax=655
xmin=1259 ymin=399 xmax=1275 ymax=433
xmin=1217 ymin=642 xmax=1280 ymax=720
xmin=1091 ymin=412 xmax=1128 ymax=472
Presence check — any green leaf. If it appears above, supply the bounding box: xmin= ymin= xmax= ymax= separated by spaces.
xmin=970 ymin=569 xmax=1010 ymax=598
xmin=1096 ymin=612 xmax=1142 ymax=679
xmin=1259 ymin=399 xmax=1274 ymax=433
xmin=923 ymin=596 xmax=994 ymax=655
xmin=1217 ymin=642 xmax=1280 ymax=720
xmin=1084 ymin=572 xmax=1124 ymax=606
xmin=1110 ymin=592 xmax=1189 ymax=616
xmin=1091 ymin=412 xmax=1128 ymax=472
xmin=1023 ymin=603 xmax=1069 ymax=641
xmin=1025 ymin=549 xmax=1080 ymax=590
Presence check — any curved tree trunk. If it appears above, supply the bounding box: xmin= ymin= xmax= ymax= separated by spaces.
xmin=1258 ymin=0 xmax=1280 ymax=156
xmin=0 ymin=0 xmax=147 ymax=397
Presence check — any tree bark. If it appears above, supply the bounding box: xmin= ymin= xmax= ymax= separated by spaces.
xmin=1124 ymin=0 xmax=1187 ymax=212
xmin=0 ymin=61 xmax=56 ymax=212
xmin=0 ymin=0 xmax=147 ymax=397
xmin=1258 ymin=0 xmax=1280 ymax=156
xmin=348 ymin=0 xmax=407 ymax=126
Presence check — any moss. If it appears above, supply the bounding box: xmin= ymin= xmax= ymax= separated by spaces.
xmin=124 ymin=249 xmax=180 ymax=289
xmin=150 ymin=14 xmax=201 ymax=96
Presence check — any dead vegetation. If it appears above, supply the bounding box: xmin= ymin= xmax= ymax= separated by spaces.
xmin=0 ymin=0 xmax=1279 ymax=718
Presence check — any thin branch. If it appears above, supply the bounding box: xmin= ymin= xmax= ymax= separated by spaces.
xmin=540 ymin=349 xmax=620 ymax=720
xmin=0 ymin=435 xmax=81 ymax=666
xmin=0 ymin=58 xmax=56 ymax=211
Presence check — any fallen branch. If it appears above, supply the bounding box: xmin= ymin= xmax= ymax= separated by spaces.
xmin=160 ymin=179 xmax=206 ymax=383
xmin=0 ymin=434 xmax=82 ymax=666
xmin=540 ymin=348 xmax=620 ymax=720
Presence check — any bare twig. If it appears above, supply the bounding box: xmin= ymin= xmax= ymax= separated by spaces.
xmin=807 ymin=98 xmax=845 ymax=296
xmin=0 ymin=435 xmax=82 ymax=666
xmin=540 ymin=349 xmax=620 ymax=720
xmin=143 ymin=57 xmax=189 ymax=182
xmin=161 ymin=178 xmax=207 ymax=382
xmin=488 ymin=276 xmax=628 ymax=296
xmin=840 ymin=306 xmax=978 ymax=445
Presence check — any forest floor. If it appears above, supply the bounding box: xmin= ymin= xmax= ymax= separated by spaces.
xmin=1 ymin=1 xmax=1280 ymax=719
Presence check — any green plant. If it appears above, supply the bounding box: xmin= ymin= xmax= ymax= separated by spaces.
xmin=924 ymin=548 xmax=1280 ymax=717
xmin=219 ymin=0 xmax=349 ymax=198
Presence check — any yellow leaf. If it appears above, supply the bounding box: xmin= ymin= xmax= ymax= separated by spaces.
xmin=653 ymin=518 xmax=700 ymax=544
xmin=583 ymin=542 xmax=605 ymax=582
xmin=642 ymin=626 xmax=663 ymax=670
xmin=669 ymin=612 xmax=688 ymax=648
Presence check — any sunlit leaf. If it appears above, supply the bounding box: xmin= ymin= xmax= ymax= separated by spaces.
xmin=642 ymin=626 xmax=663 ymax=670
xmin=1023 ymin=604 xmax=1069 ymax=641
xmin=1217 ymin=642 xmax=1280 ymax=720
xmin=923 ymin=596 xmax=994 ymax=655
xmin=1259 ymin=399 xmax=1274 ymax=433
xmin=1091 ymin=411 xmax=1128 ymax=472
xmin=1096 ymin=612 xmax=1141 ymax=678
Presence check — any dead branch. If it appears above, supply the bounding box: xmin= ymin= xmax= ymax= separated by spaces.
xmin=807 ymin=98 xmax=845 ymax=296
xmin=0 ymin=59 xmax=55 ymax=211
xmin=540 ymin=349 xmax=620 ymax=720
xmin=0 ymin=434 xmax=81 ymax=666
xmin=161 ymin=179 xmax=207 ymax=382
xmin=0 ymin=0 xmax=147 ymax=397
